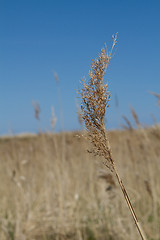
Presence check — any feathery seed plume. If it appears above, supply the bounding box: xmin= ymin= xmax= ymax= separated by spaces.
xmin=79 ymin=34 xmax=117 ymax=170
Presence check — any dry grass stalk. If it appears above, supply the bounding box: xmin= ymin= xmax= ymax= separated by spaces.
xmin=130 ymin=106 xmax=140 ymax=128
xmin=32 ymin=101 xmax=41 ymax=120
xmin=53 ymin=71 xmax=64 ymax=131
xmin=76 ymin=101 xmax=83 ymax=129
xmin=150 ymin=91 xmax=160 ymax=106
xmin=79 ymin=34 xmax=147 ymax=240
xmin=122 ymin=115 xmax=133 ymax=130
xmin=53 ymin=71 xmax=59 ymax=83
xmin=144 ymin=180 xmax=153 ymax=200
xmin=51 ymin=106 xmax=57 ymax=131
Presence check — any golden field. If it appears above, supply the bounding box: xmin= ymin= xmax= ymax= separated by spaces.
xmin=0 ymin=126 xmax=160 ymax=240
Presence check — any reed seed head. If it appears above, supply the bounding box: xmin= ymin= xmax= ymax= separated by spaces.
xmin=78 ymin=34 xmax=117 ymax=170
xmin=51 ymin=106 xmax=57 ymax=131
xmin=130 ymin=106 xmax=140 ymax=128
xmin=32 ymin=101 xmax=41 ymax=121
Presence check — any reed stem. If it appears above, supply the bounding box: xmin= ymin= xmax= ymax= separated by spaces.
xmin=111 ymin=161 xmax=147 ymax=240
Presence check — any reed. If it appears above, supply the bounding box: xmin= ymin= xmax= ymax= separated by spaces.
xmin=78 ymin=34 xmax=147 ymax=240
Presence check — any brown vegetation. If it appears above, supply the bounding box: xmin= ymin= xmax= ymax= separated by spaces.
xmin=0 ymin=127 xmax=160 ymax=240
xmin=79 ymin=35 xmax=148 ymax=239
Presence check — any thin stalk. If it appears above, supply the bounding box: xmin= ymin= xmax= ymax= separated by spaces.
xmin=111 ymin=161 xmax=147 ymax=240
xmin=104 ymin=133 xmax=147 ymax=240
xmin=104 ymin=134 xmax=147 ymax=240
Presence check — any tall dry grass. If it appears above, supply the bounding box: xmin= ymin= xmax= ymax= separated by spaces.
xmin=0 ymin=128 xmax=160 ymax=240
xmin=78 ymin=35 xmax=148 ymax=239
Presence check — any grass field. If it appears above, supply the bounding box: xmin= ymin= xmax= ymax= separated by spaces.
xmin=0 ymin=126 xmax=160 ymax=240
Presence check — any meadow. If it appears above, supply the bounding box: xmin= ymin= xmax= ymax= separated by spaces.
xmin=0 ymin=125 xmax=160 ymax=240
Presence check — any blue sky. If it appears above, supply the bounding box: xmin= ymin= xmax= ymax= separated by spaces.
xmin=1 ymin=0 xmax=160 ymax=135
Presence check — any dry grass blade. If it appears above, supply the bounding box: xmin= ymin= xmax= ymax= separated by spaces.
xmin=150 ymin=91 xmax=160 ymax=106
xmin=51 ymin=106 xmax=57 ymax=131
xmin=130 ymin=106 xmax=140 ymax=128
xmin=32 ymin=101 xmax=41 ymax=120
xmin=53 ymin=71 xmax=64 ymax=131
xmin=76 ymin=101 xmax=84 ymax=129
xmin=78 ymin=34 xmax=147 ymax=240
xmin=122 ymin=115 xmax=133 ymax=130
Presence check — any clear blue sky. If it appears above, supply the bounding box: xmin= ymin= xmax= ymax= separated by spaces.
xmin=1 ymin=0 xmax=160 ymax=135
